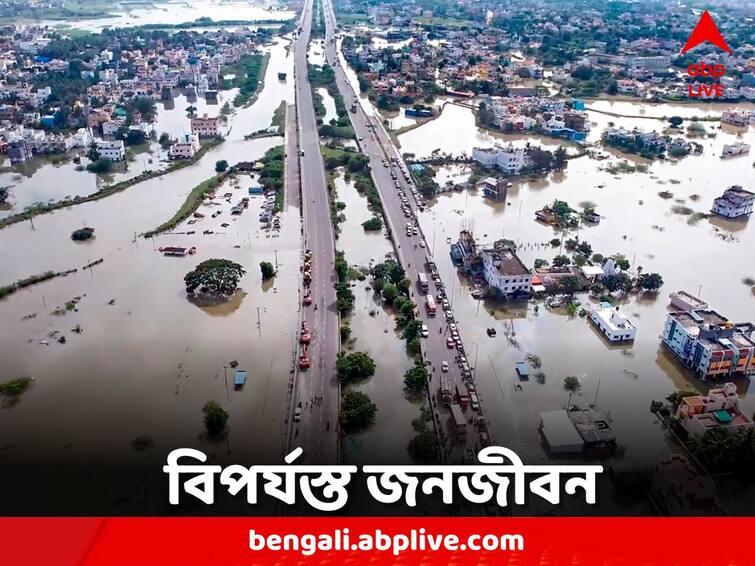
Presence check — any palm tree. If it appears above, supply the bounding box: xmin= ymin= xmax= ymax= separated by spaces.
xmin=694 ymin=428 xmax=735 ymax=471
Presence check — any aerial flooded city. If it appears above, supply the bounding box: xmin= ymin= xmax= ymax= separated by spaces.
xmin=0 ymin=0 xmax=754 ymax=518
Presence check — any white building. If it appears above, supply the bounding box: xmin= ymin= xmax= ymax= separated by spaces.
xmin=471 ymin=144 xmax=526 ymax=174
xmin=96 ymin=140 xmax=126 ymax=161
xmin=102 ymin=120 xmax=123 ymax=137
xmin=169 ymin=133 xmax=200 ymax=159
xmin=711 ymin=185 xmax=755 ymax=218
xmin=590 ymin=302 xmax=636 ymax=342
xmin=71 ymin=128 xmax=92 ymax=149
xmin=191 ymin=114 xmax=220 ymax=137
xmin=721 ymin=142 xmax=750 ymax=157
xmin=721 ymin=109 xmax=753 ymax=127
xmin=480 ymin=248 xmax=531 ymax=297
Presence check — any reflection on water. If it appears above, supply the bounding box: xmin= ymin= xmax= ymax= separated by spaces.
xmin=197 ymin=289 xmax=248 ymax=317
xmin=0 ymin=39 xmax=296 ymax=478
xmin=332 ymin=171 xmax=417 ymax=464
xmin=408 ymin=101 xmax=755 ymax=476
xmin=46 ymin=1 xmax=295 ymax=33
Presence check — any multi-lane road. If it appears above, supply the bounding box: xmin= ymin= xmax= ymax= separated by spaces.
xmin=286 ymin=0 xmax=339 ymax=464
xmin=321 ymin=0 xmax=491 ymax=462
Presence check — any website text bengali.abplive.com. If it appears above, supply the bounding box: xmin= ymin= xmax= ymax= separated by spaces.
xmin=249 ymin=528 xmax=524 ymax=557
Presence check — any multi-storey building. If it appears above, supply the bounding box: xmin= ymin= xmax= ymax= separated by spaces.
xmin=711 ymin=185 xmax=754 ymax=218
xmin=471 ymin=144 xmax=526 ymax=174
xmin=480 ymin=247 xmax=531 ymax=298
xmin=663 ymin=309 xmax=755 ymax=379
xmin=190 ymin=114 xmax=220 ymax=137
xmin=95 ymin=139 xmax=126 ymax=161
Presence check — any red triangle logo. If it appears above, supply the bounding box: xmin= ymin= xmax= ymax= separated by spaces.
xmin=681 ymin=10 xmax=731 ymax=54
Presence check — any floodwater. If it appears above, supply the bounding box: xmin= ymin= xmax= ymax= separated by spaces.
xmin=398 ymin=102 xmax=572 ymax=159
xmin=0 ymin=143 xmax=170 ymax=218
xmin=45 ymin=1 xmax=295 ymax=33
xmin=0 ymin=37 xmax=296 ymax=508
xmin=332 ymin=171 xmax=418 ymax=464
xmin=397 ymin=99 xmax=755 ymax=494
xmin=318 ymin=88 xmax=338 ymax=125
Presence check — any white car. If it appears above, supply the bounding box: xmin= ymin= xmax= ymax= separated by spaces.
xmin=294 ymin=407 xmax=302 ymax=422
xmin=419 ymin=240 xmax=426 ymax=248
xmin=421 ymin=324 xmax=429 ymax=338
xmin=441 ymin=361 xmax=449 ymax=372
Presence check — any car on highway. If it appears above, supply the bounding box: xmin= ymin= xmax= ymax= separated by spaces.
xmin=448 ymin=323 xmax=457 ymax=332
xmin=294 ymin=407 xmax=302 ymax=422
xmin=421 ymin=324 xmax=429 ymax=338
xmin=419 ymin=240 xmax=426 ymax=248
xmin=441 ymin=361 xmax=449 ymax=372
xmin=446 ymin=337 xmax=455 ymax=349
xmin=412 ymin=226 xmax=418 ymax=235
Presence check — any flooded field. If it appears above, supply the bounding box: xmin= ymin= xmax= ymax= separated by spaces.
xmin=318 ymin=88 xmax=338 ymax=125
xmin=45 ymin=1 xmax=295 ymax=33
xmin=0 ymin=38 xmax=296 ymax=487
xmin=396 ymin=99 xmax=755 ymax=487
xmin=332 ymin=171 xmax=418 ymax=464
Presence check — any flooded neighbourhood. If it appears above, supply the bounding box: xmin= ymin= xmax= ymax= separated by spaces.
xmin=2 ymin=0 xmax=755 ymax=521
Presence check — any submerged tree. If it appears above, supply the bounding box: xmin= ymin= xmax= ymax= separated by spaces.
xmin=202 ymin=401 xmax=229 ymax=438
xmin=184 ymin=259 xmax=245 ymax=298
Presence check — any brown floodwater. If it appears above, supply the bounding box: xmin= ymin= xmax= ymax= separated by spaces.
xmin=0 ymin=39 xmax=297 ymax=482
xmin=395 ymin=100 xmax=755 ymax=511
xmin=331 ymin=171 xmax=419 ymax=464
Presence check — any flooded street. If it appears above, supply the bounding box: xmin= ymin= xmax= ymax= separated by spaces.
xmin=332 ymin=171 xmax=418 ymax=464
xmin=0 ymin=38 xmax=297 ymax=483
xmin=395 ymin=99 xmax=755 ymax=482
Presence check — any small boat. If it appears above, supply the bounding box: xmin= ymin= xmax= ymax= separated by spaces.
xmin=233 ymin=370 xmax=247 ymax=390
xmin=486 ymin=327 xmax=497 ymax=337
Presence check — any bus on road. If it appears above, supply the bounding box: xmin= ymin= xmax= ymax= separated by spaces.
xmin=417 ymin=272 xmax=429 ymax=293
xmin=425 ymin=295 xmax=437 ymax=316
xmin=450 ymin=403 xmax=467 ymax=438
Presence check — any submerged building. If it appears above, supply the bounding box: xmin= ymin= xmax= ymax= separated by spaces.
xmin=711 ymin=185 xmax=754 ymax=219
xmin=662 ymin=309 xmax=755 ymax=379
xmin=675 ymin=382 xmax=754 ymax=438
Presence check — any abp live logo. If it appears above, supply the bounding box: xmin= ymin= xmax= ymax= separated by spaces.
xmin=682 ymin=10 xmax=731 ymax=99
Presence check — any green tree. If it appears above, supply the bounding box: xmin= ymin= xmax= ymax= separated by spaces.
xmin=362 ymin=216 xmax=383 ymax=231
xmin=260 ymin=261 xmax=275 ymax=280
xmin=408 ymin=429 xmax=439 ymax=463
xmin=184 ymin=259 xmax=246 ymax=297
xmin=202 ymin=401 xmax=229 ymax=438
xmin=553 ymin=254 xmax=570 ymax=268
xmin=215 ymin=159 xmax=229 ymax=173
xmin=404 ymin=362 xmax=428 ymax=392
xmin=336 ymin=351 xmax=376 ymax=383
xmin=340 ymin=324 xmax=351 ymax=341
xmin=339 ymin=390 xmax=377 ymax=433
xmin=638 ymin=272 xmax=664 ymax=291
xmin=382 ymin=283 xmax=398 ymax=304
xmin=613 ymin=255 xmax=631 ymax=271
xmin=336 ymin=283 xmax=355 ymax=313
xmin=668 ymin=116 xmax=684 ymax=128
xmin=534 ymin=258 xmax=549 ymax=269
xmin=603 ymin=272 xmax=632 ymax=293
xmin=549 ymin=238 xmax=561 ymax=247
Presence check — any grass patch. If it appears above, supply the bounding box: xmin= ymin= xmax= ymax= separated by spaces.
xmin=257 ymin=146 xmax=285 ymax=212
xmin=271 ymin=101 xmax=286 ymax=131
xmin=143 ymin=174 xmax=224 ymax=237
xmin=221 ymin=53 xmax=268 ymax=107
xmin=0 ymin=377 xmax=32 ymax=397
xmin=0 ymin=138 xmax=222 ymax=230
